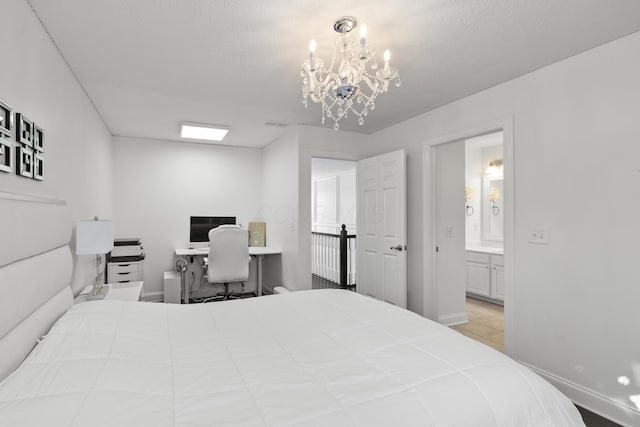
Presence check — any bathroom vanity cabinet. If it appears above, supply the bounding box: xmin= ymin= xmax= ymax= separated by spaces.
xmin=465 ymin=250 xmax=504 ymax=302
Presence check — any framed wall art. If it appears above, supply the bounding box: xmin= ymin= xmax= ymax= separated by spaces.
xmin=0 ymin=138 xmax=12 ymax=173
xmin=15 ymin=145 xmax=34 ymax=178
xmin=16 ymin=113 xmax=33 ymax=147
xmin=33 ymin=152 xmax=44 ymax=181
xmin=249 ymin=222 xmax=266 ymax=247
xmin=0 ymin=99 xmax=12 ymax=138
xmin=33 ymin=125 xmax=44 ymax=152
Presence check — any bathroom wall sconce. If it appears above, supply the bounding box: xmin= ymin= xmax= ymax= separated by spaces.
xmin=465 ymin=186 xmax=474 ymax=216
xmin=485 ymin=159 xmax=503 ymax=176
xmin=489 ymin=187 xmax=501 ymax=215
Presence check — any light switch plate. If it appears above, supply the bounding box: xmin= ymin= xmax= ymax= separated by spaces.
xmin=529 ymin=227 xmax=550 ymax=244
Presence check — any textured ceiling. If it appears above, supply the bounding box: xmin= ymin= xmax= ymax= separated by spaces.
xmin=27 ymin=0 xmax=640 ymax=148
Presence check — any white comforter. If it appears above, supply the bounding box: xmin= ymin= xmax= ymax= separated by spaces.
xmin=0 ymin=290 xmax=584 ymax=426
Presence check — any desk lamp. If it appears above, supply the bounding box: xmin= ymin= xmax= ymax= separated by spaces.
xmin=76 ymin=217 xmax=114 ymax=300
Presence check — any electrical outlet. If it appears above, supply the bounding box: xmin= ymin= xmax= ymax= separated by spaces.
xmin=528 ymin=227 xmax=550 ymax=244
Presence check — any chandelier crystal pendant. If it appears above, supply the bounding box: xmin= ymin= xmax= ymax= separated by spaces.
xmin=301 ymin=16 xmax=400 ymax=130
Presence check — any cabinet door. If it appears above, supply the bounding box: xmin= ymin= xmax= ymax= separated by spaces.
xmin=492 ymin=265 xmax=505 ymax=301
xmin=466 ymin=261 xmax=491 ymax=297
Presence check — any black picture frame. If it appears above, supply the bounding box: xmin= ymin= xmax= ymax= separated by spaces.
xmin=33 ymin=125 xmax=44 ymax=152
xmin=0 ymin=99 xmax=12 ymax=138
xmin=16 ymin=113 xmax=33 ymax=147
xmin=15 ymin=145 xmax=33 ymax=178
xmin=0 ymin=138 xmax=12 ymax=173
xmin=33 ymin=152 xmax=44 ymax=181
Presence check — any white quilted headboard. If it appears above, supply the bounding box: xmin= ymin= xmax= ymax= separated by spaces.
xmin=0 ymin=192 xmax=73 ymax=381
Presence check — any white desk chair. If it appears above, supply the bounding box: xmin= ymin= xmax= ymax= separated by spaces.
xmin=203 ymin=225 xmax=249 ymax=302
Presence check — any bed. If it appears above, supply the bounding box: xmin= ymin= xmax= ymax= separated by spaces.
xmin=0 ymin=193 xmax=585 ymax=426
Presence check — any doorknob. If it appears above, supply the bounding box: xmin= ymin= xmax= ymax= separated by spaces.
xmin=390 ymin=245 xmax=403 ymax=251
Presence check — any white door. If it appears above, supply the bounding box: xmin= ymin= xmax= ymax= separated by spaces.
xmin=434 ymin=141 xmax=466 ymax=324
xmin=356 ymin=150 xmax=407 ymax=307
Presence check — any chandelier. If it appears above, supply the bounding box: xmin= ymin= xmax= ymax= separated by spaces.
xmin=301 ymin=16 xmax=401 ymax=130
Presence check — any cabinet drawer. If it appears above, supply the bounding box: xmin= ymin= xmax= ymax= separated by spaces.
xmin=109 ymin=271 xmax=140 ymax=282
xmin=465 ymin=251 xmax=490 ymax=264
xmin=108 ymin=263 xmax=139 ymax=275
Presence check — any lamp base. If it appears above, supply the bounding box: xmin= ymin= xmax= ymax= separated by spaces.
xmin=86 ymin=285 xmax=109 ymax=300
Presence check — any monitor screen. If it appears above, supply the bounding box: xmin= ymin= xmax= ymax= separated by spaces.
xmin=189 ymin=216 xmax=236 ymax=243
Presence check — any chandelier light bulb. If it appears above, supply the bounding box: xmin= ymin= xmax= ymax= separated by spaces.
xmin=309 ymin=40 xmax=316 ymax=65
xmin=360 ymin=24 xmax=367 ymax=48
xmin=383 ymin=49 xmax=391 ymax=68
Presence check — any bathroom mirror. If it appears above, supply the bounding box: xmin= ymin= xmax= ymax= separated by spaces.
xmin=482 ymin=176 xmax=503 ymax=241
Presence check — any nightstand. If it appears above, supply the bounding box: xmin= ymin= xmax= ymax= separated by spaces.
xmin=75 ymin=281 xmax=144 ymax=304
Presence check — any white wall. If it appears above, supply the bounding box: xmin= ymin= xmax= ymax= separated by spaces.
xmin=0 ymin=0 xmax=113 ymax=295
xmin=434 ymin=141 xmax=466 ymax=325
xmin=314 ymin=176 xmax=338 ymax=228
xmin=312 ymin=167 xmax=356 ymax=234
xmin=259 ymin=128 xmax=299 ymax=292
xmin=112 ymin=137 xmax=262 ymax=297
xmin=338 ymin=170 xmax=356 ymax=232
xmin=366 ymin=31 xmax=640 ymax=425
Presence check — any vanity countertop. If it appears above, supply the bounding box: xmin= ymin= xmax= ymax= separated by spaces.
xmin=466 ymin=244 xmax=504 ymax=255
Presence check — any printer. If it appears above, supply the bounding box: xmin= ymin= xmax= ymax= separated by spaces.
xmin=109 ymin=238 xmax=145 ymax=261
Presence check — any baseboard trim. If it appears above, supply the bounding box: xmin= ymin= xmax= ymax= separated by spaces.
xmin=519 ymin=361 xmax=639 ymax=427
xmin=466 ymin=292 xmax=503 ymax=306
xmin=438 ymin=311 xmax=468 ymax=326
xmin=142 ymin=291 xmax=163 ymax=302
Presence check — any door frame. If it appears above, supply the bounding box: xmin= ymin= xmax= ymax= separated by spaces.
xmin=422 ymin=116 xmax=515 ymax=356
xmin=302 ymin=148 xmax=361 ymax=290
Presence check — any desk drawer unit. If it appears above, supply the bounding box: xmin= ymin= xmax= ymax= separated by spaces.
xmin=108 ymin=261 xmax=143 ymax=283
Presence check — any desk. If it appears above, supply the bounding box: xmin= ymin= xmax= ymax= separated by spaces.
xmin=75 ymin=281 xmax=144 ymax=304
xmin=175 ymin=247 xmax=281 ymax=303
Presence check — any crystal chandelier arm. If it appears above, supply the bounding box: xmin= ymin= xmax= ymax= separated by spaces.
xmin=317 ymin=72 xmax=341 ymax=90
xmin=306 ymin=72 xmax=341 ymax=103
xmin=357 ymin=75 xmax=381 ymax=93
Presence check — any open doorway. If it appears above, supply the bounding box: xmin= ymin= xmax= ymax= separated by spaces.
xmin=310 ymin=158 xmax=357 ymax=291
xmin=450 ymin=131 xmax=505 ymax=353
xmin=425 ymin=117 xmax=514 ymax=355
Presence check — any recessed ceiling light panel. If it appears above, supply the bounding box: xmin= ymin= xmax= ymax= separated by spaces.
xmin=180 ymin=122 xmax=229 ymax=141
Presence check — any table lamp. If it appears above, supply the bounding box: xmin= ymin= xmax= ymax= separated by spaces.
xmin=76 ymin=218 xmax=114 ymax=300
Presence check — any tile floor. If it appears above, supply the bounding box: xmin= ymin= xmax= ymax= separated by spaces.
xmin=450 ymin=296 xmax=504 ymax=353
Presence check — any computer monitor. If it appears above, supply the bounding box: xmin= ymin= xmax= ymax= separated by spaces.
xmin=189 ymin=216 xmax=236 ymax=244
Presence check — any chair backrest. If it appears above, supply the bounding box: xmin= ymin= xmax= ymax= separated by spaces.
xmin=207 ymin=225 xmax=249 ymax=283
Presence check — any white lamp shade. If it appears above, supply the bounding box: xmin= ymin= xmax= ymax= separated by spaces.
xmin=76 ymin=220 xmax=114 ymax=255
